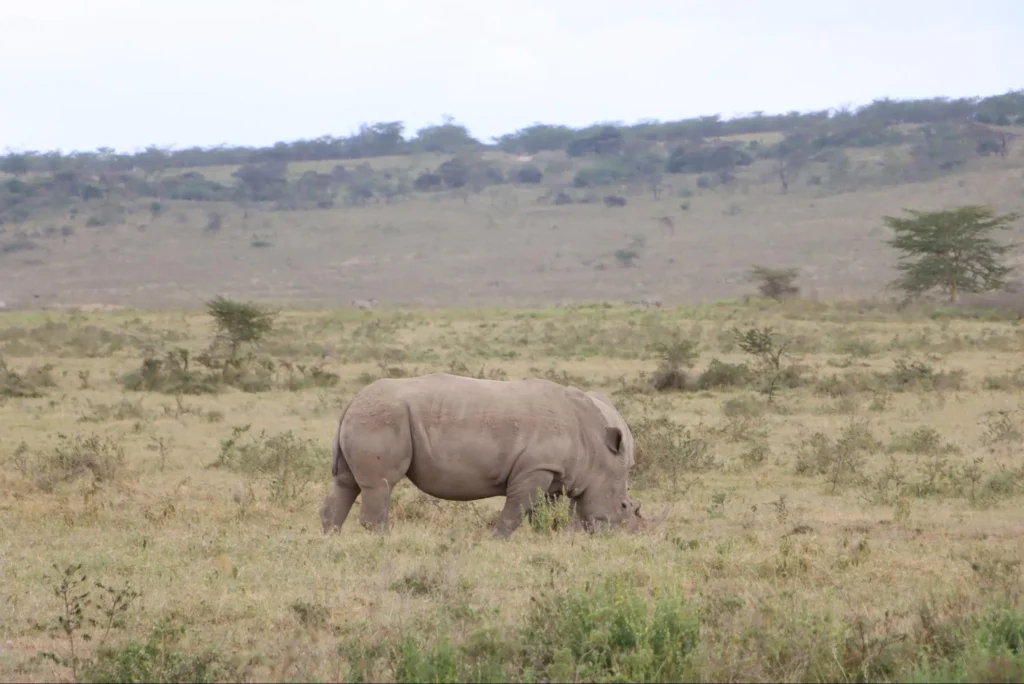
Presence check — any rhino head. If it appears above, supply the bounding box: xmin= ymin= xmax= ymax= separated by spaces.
xmin=571 ymin=422 xmax=671 ymax=535
xmin=574 ymin=494 xmax=672 ymax=534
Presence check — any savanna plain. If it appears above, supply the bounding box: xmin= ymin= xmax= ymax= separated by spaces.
xmin=2 ymin=300 xmax=1024 ymax=682
xmin=4 ymin=91 xmax=1024 ymax=682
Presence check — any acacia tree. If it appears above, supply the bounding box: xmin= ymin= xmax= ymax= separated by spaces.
xmin=772 ymin=132 xmax=810 ymax=194
xmin=205 ymin=296 xmax=277 ymax=370
xmin=745 ymin=265 xmax=800 ymax=300
xmin=884 ymin=205 xmax=1020 ymax=302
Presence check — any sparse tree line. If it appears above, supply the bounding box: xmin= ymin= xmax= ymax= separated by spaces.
xmin=0 ymin=90 xmax=1022 ymax=226
xmin=1 ymin=115 xmax=1021 ymax=225
xmin=0 ymin=154 xmax=557 ymax=223
xmin=3 ymin=90 xmax=1023 ymax=176
xmin=0 ymin=91 xmax=1019 ymax=219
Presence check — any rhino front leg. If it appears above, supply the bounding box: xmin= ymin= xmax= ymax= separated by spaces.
xmin=494 ymin=471 xmax=556 ymax=540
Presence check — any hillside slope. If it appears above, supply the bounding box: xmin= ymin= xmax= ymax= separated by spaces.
xmin=3 ymin=127 xmax=1024 ymax=311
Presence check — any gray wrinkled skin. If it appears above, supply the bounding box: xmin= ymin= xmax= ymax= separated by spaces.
xmin=319 ymin=373 xmax=669 ymax=539
xmin=584 ymin=390 xmax=636 ymax=470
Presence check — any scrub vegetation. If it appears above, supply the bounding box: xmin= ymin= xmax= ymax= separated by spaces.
xmin=2 ymin=90 xmax=1024 ymax=310
xmin=2 ymin=89 xmax=1024 ymax=682
xmin=3 ymin=297 xmax=1024 ymax=682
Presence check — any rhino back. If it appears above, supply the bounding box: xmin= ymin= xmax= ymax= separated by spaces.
xmin=344 ymin=374 xmax=591 ymax=500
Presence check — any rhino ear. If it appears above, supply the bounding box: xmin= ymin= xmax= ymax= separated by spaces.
xmin=604 ymin=427 xmax=624 ymax=455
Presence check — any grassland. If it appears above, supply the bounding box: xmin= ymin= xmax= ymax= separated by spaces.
xmin=2 ymin=299 xmax=1024 ymax=682
xmin=3 ymin=124 xmax=1024 ymax=312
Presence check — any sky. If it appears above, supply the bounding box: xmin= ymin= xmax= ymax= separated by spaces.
xmin=2 ymin=0 xmax=1023 ymax=154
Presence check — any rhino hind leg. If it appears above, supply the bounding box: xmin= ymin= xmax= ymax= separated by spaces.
xmin=322 ymin=452 xmax=362 ymax=533
xmin=358 ymin=479 xmax=395 ymax=533
xmin=353 ymin=454 xmax=411 ymax=535
xmin=341 ymin=421 xmax=412 ymax=535
xmin=321 ymin=480 xmax=360 ymax=533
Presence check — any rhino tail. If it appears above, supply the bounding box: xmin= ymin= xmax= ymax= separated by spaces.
xmin=331 ymin=400 xmax=353 ymax=478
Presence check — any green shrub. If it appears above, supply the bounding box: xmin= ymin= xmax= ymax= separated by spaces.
xmin=0 ymin=356 xmax=57 ymax=397
xmin=522 ymin=577 xmax=700 ymax=682
xmin=82 ymin=621 xmax=239 ymax=683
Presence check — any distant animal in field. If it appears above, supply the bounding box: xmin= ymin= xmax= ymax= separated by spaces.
xmin=628 ymin=298 xmax=662 ymax=309
xmin=351 ymin=297 xmax=377 ymax=311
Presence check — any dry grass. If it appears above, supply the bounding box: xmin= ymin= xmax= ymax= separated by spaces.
xmin=1 ymin=301 xmax=1024 ymax=682
xmin=2 ymin=131 xmax=1024 ymax=313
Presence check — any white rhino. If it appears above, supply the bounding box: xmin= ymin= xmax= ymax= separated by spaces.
xmin=584 ymin=391 xmax=636 ymax=470
xmin=319 ymin=373 xmax=669 ymax=539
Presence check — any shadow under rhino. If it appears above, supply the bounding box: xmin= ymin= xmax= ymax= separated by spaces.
xmin=318 ymin=373 xmax=670 ymax=539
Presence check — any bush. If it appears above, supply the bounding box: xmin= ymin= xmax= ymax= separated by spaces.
xmin=120 ymin=351 xmax=221 ymax=395
xmin=211 ymin=425 xmax=319 ymax=479
xmin=629 ymin=413 xmax=716 ymax=487
xmin=745 ymin=265 xmax=800 ymax=300
xmin=437 ymin=158 xmax=471 ymax=188
xmin=210 ymin=425 xmax=321 ymax=506
xmin=650 ymin=335 xmax=699 ymax=392
xmin=666 ymin=144 xmax=753 ymax=174
xmin=881 ymin=358 xmax=965 ymax=392
xmin=120 ymin=297 xmax=306 ymax=395
xmin=371 ymin=577 xmax=700 ymax=683
xmin=25 ymin=433 xmax=128 ymax=492
xmin=794 ymin=421 xmax=881 ymax=491
xmin=514 ymin=164 xmax=543 ymax=184
xmin=414 ymin=172 xmax=444 ymax=191
xmin=697 ymin=359 xmax=754 ymax=390
xmin=82 ymin=621 xmax=239 ymax=683
xmin=522 ymin=578 xmax=700 ymax=682
xmin=0 ymin=357 xmax=57 ymax=398
xmin=573 ymin=166 xmax=626 ymax=188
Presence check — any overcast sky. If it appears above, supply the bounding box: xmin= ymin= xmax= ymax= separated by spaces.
xmin=2 ymin=0 xmax=1022 ymax=154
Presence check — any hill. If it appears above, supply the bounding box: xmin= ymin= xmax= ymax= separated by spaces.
xmin=2 ymin=91 xmax=1024 ymax=310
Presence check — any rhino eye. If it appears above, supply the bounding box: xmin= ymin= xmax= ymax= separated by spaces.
xmin=621 ymin=501 xmax=628 ymax=509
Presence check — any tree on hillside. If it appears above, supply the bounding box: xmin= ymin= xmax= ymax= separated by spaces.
xmin=771 ymin=133 xmax=811 ymax=194
xmin=884 ymin=205 xmax=1020 ymax=302
xmin=2 ymin=153 xmax=31 ymax=176
xmin=134 ymin=146 xmax=171 ymax=182
xmin=567 ymin=126 xmax=623 ymax=157
xmin=620 ymin=140 xmax=665 ymax=199
xmin=745 ymin=265 xmax=800 ymax=300
xmin=965 ymin=122 xmax=1016 ymax=159
xmin=494 ymin=123 xmax=575 ymax=154
xmin=232 ymin=160 xmax=289 ymax=202
xmin=411 ymin=115 xmax=480 ymax=154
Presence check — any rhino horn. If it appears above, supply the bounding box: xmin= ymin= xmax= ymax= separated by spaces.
xmin=633 ymin=502 xmax=671 ymax=533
